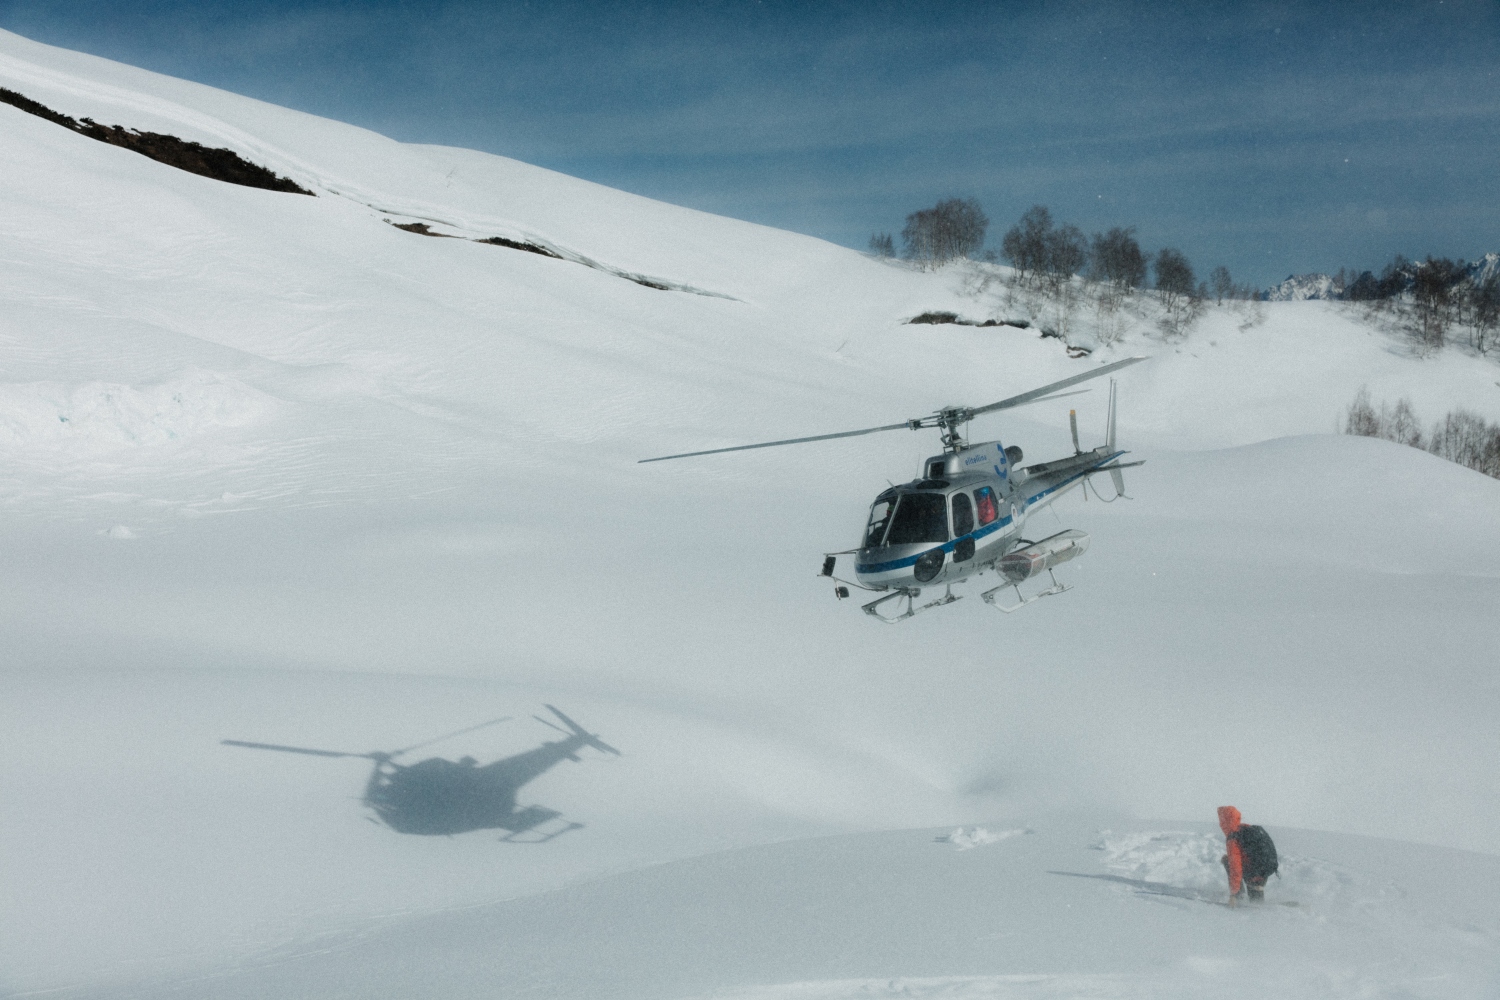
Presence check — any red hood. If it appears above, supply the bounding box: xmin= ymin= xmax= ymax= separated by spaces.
xmin=1218 ymin=805 xmax=1242 ymax=834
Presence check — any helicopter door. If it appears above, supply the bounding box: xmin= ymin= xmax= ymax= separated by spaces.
xmin=974 ymin=486 xmax=998 ymax=526
xmin=951 ymin=493 xmax=976 ymax=562
xmin=863 ymin=494 xmax=897 ymax=548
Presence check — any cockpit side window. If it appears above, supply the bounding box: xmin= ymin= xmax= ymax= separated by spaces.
xmin=974 ymin=486 xmax=998 ymax=526
xmin=884 ymin=493 xmax=949 ymax=545
xmin=864 ymin=496 xmax=896 ymax=548
xmin=951 ymin=492 xmax=974 ymax=536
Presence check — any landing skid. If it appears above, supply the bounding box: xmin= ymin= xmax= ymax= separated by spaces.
xmin=501 ymin=820 xmax=583 ymax=843
xmin=981 ymin=569 xmax=1071 ymax=613
xmin=862 ymin=585 xmax=960 ymax=624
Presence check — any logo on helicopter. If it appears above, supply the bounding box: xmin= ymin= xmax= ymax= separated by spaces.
xmin=642 ymin=356 xmax=1146 ymax=623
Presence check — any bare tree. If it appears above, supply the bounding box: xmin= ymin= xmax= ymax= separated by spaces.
xmin=1429 ymin=408 xmax=1497 ymax=474
xmin=1210 ymin=265 xmax=1234 ymax=304
xmin=1154 ymin=247 xmax=1199 ymax=335
xmin=902 ymin=198 xmax=989 ymax=267
xmin=1345 ymin=270 xmax=1381 ymax=301
xmin=1345 ymin=387 xmax=1380 ymax=437
xmin=1044 ymin=224 xmax=1088 ymax=291
xmin=1089 ymin=228 xmax=1147 ymax=296
xmin=1455 ymin=272 xmax=1499 ymax=353
xmin=1344 ymin=391 xmax=1421 ymax=449
xmin=1385 ymin=398 xmax=1424 ymax=448
xmin=1000 ymin=205 xmax=1052 ymax=284
xmin=868 ymin=232 xmax=894 ymax=258
xmin=1346 ymin=390 xmax=1500 ymax=480
xmin=1410 ymin=256 xmax=1463 ymax=350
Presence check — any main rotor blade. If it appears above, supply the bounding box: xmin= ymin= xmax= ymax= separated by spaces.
xmin=221 ymin=740 xmax=372 ymax=759
xmin=967 ymin=356 xmax=1146 ymax=418
xmin=639 ymin=357 xmax=1144 ymax=463
xmin=639 ymin=419 xmax=918 ymax=463
xmin=390 ymin=716 xmax=513 ymax=758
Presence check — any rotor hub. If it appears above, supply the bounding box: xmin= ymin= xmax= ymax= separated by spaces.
xmin=936 ymin=407 xmax=972 ymax=452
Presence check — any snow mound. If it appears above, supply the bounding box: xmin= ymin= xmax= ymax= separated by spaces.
xmin=1093 ymin=829 xmax=1372 ymax=909
xmin=1093 ymin=829 xmax=1227 ymax=894
xmin=0 ymin=369 xmax=275 ymax=454
xmin=938 ymin=827 xmax=1029 ymax=850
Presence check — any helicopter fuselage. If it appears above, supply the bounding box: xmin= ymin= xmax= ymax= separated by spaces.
xmin=363 ymin=731 xmax=599 ymax=836
xmin=643 ymin=355 xmax=1146 ymax=622
xmin=853 ymin=439 xmax=1124 ymax=592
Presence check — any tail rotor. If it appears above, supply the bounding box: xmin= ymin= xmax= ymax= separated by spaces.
xmin=541 ymin=705 xmax=621 ymax=756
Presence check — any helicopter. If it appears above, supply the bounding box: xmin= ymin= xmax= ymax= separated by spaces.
xmin=222 ymin=706 xmax=619 ymax=840
xmin=641 ymin=356 xmax=1146 ymax=622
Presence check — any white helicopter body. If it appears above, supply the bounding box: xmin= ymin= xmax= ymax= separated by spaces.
xmin=643 ymin=357 xmax=1145 ymax=622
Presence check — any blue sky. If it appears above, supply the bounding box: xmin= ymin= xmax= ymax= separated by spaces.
xmin=3 ymin=1 xmax=1498 ymax=288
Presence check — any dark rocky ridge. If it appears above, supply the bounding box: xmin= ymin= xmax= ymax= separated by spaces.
xmin=388 ymin=221 xmax=565 ymax=260
xmin=0 ymin=87 xmax=313 ymax=195
xmin=908 ymin=311 xmax=1029 ymax=328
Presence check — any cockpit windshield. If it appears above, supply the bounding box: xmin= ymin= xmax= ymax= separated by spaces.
xmin=864 ymin=494 xmax=896 ymax=548
xmin=883 ymin=492 xmax=949 ymax=545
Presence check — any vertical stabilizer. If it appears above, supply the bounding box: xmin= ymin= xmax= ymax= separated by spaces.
xmin=1105 ymin=379 xmax=1118 ymax=451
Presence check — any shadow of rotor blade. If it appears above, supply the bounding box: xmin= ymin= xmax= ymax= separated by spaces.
xmin=1047 ymin=870 xmax=1219 ymax=902
xmin=391 ymin=717 xmax=513 ymax=758
xmin=532 ymin=714 xmax=570 ymax=736
xmin=221 ymin=740 xmax=367 ymax=758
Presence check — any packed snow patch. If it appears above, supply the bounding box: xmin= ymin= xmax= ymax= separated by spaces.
xmin=0 ymin=369 xmax=275 ymax=454
xmin=937 ymin=827 xmax=1030 ymax=851
xmin=707 ymin=974 xmax=1127 ymax=1000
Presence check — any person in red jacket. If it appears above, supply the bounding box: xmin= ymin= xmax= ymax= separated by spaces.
xmin=1218 ymin=805 xmax=1268 ymax=903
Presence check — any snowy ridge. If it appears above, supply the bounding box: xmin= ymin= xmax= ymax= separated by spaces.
xmin=1266 ymin=272 xmax=1339 ymax=301
xmin=2 ymin=25 xmax=1500 ymax=1000
xmin=1266 ymin=253 xmax=1499 ymax=301
xmin=1467 ymin=251 xmax=1500 ymax=286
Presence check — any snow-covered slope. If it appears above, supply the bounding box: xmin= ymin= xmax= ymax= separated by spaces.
xmin=2 ymin=27 xmax=1499 ymax=1000
xmin=68 ymin=821 xmax=1500 ymax=1000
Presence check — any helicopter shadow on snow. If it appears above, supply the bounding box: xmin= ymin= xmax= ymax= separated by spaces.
xmin=223 ymin=705 xmax=619 ymax=842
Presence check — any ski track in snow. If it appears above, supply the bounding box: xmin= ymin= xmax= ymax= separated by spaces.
xmin=2 ymin=24 xmax=1500 ymax=1000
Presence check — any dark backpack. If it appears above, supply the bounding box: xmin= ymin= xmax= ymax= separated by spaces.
xmin=1235 ymin=824 xmax=1279 ymax=879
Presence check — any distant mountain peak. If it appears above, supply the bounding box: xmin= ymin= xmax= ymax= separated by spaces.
xmin=1267 ymin=273 xmax=1340 ymax=301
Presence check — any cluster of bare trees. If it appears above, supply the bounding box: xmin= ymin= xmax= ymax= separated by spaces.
xmin=1345 ymin=388 xmax=1500 ymax=479
xmin=870 ymin=199 xmax=1262 ymax=339
xmin=994 ymin=205 xmax=1243 ymax=337
xmin=869 ymin=198 xmax=989 ymax=267
xmin=998 ymin=206 xmax=1087 ymax=292
xmin=1341 ymin=256 xmax=1499 ymax=353
xmin=1207 ymin=265 xmax=1261 ymax=303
